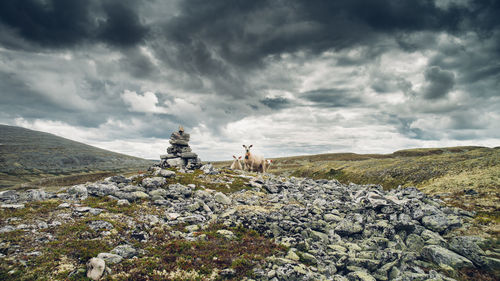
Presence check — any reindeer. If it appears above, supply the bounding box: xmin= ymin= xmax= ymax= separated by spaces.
xmin=242 ymin=145 xmax=267 ymax=173
xmin=230 ymin=155 xmax=243 ymax=170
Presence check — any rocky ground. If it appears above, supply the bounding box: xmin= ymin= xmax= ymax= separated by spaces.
xmin=0 ymin=165 xmax=499 ymax=280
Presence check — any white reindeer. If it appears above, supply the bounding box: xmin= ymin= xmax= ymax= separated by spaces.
xmin=242 ymin=144 xmax=267 ymax=173
xmin=230 ymin=155 xmax=243 ymax=170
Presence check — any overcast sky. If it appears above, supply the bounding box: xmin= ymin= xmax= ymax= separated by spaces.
xmin=1 ymin=0 xmax=499 ymax=161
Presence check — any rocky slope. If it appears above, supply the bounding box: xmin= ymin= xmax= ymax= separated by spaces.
xmin=0 ymin=166 xmax=499 ymax=280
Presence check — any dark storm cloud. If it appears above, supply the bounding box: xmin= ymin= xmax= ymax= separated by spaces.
xmin=423 ymin=66 xmax=455 ymax=99
xmin=0 ymin=0 xmax=148 ymax=48
xmin=259 ymin=97 xmax=291 ymax=109
xmin=301 ymin=89 xmax=362 ymax=108
xmin=162 ymin=0 xmax=499 ymax=69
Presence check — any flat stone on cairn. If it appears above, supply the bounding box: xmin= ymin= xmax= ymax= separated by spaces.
xmin=159 ymin=126 xmax=202 ymax=170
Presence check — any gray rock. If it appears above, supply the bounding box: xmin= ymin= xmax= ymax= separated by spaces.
xmin=153 ymin=169 xmax=176 ymax=178
xmin=167 ymin=158 xmax=185 ymax=167
xmin=421 ymin=229 xmax=447 ymax=246
xmin=67 ymin=185 xmax=88 ymax=199
xmin=169 ymin=139 xmax=189 ymax=146
xmin=335 ymin=218 xmax=364 ymax=235
xmin=117 ymin=199 xmax=130 ymax=206
xmin=97 ymin=253 xmax=123 ymax=264
xmin=86 ymin=257 xmax=105 ymax=280
xmin=421 ymin=245 xmax=474 ymax=269
xmin=214 ymin=192 xmax=231 ymax=205
xmin=422 ymin=214 xmax=452 ymax=233
xmin=168 ymin=183 xmax=193 ymax=198
xmin=180 ymin=152 xmax=197 ymax=159
xmin=346 ymin=271 xmax=376 ymax=281
xmin=131 ymin=191 xmax=149 ymax=199
xmin=160 ymin=154 xmax=178 ymax=159
xmin=447 ymin=236 xmax=486 ymax=267
xmin=405 ymin=233 xmax=425 ymax=253
xmin=483 ymin=256 xmax=500 ymax=274
xmin=0 ymin=225 xmax=16 ymax=233
xmin=111 ymin=245 xmax=137 ymax=258
xmin=88 ymin=220 xmax=114 ymax=231
xmin=19 ymin=189 xmax=52 ymax=202
xmin=87 ymin=183 xmax=118 ymax=197
xmin=0 ymin=190 xmax=19 ymax=201
xmin=106 ymin=175 xmax=130 ymax=184
xmin=141 ymin=177 xmax=167 ymax=189
xmin=200 ymin=164 xmax=218 ymax=175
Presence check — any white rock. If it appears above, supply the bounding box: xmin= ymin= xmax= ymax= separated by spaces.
xmin=0 ymin=204 xmax=25 ymax=209
xmin=117 ymin=199 xmax=130 ymax=206
xmin=87 ymin=257 xmax=105 ymax=280
xmin=214 ymin=192 xmax=231 ymax=205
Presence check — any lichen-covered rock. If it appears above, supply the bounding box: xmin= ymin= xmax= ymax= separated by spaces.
xmin=141 ymin=177 xmax=166 ymax=189
xmin=111 ymin=245 xmax=137 ymax=259
xmin=422 ymin=214 xmax=452 ymax=233
xmin=67 ymin=184 xmax=88 ymax=199
xmin=214 ymin=192 xmax=231 ymax=205
xmin=422 ymin=245 xmax=474 ymax=269
xmin=347 ymin=271 xmax=376 ymax=281
xmin=97 ymin=253 xmax=123 ymax=264
xmin=447 ymin=236 xmax=486 ymax=267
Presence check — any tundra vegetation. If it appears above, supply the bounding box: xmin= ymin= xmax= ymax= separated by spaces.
xmin=0 ymin=146 xmax=498 ymax=280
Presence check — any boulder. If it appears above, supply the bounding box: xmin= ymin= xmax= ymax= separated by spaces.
xmin=422 ymin=214 xmax=452 ymax=233
xmin=180 ymin=152 xmax=198 ymax=159
xmin=141 ymin=177 xmax=166 ymax=189
xmin=214 ymin=192 xmax=231 ymax=205
xmin=67 ymin=185 xmax=88 ymax=199
xmin=166 ymin=158 xmax=184 ymax=167
xmin=111 ymin=245 xmax=137 ymax=259
xmin=447 ymin=236 xmax=486 ymax=267
xmin=421 ymin=245 xmax=474 ymax=269
xmin=346 ymin=271 xmax=376 ymax=281
xmin=97 ymin=253 xmax=123 ymax=264
xmin=0 ymin=190 xmax=18 ymax=202
xmin=86 ymin=258 xmax=105 ymax=281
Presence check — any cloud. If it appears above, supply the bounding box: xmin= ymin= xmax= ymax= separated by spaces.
xmin=422 ymin=66 xmax=455 ymax=99
xmin=301 ymin=88 xmax=363 ymax=108
xmin=0 ymin=0 xmax=148 ymax=48
xmin=121 ymin=90 xmax=166 ymax=114
xmin=0 ymin=0 xmax=499 ymax=160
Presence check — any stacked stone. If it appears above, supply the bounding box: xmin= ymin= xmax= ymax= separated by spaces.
xmin=159 ymin=126 xmax=202 ymax=170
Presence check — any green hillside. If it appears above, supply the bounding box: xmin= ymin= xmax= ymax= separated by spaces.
xmin=0 ymin=125 xmax=154 ymax=189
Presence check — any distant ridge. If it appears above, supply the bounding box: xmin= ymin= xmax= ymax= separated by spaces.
xmin=0 ymin=124 xmax=154 ymax=188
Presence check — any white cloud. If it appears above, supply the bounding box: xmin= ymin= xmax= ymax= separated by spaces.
xmin=121 ymin=90 xmax=167 ymax=113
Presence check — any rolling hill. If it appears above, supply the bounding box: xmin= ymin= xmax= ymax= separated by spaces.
xmin=0 ymin=124 xmax=155 ymax=189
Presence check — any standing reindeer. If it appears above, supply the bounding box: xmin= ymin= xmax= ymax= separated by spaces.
xmin=230 ymin=155 xmax=243 ymax=170
xmin=242 ymin=144 xmax=267 ymax=173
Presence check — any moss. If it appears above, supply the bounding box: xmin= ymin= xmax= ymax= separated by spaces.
xmin=0 ymin=199 xmax=60 ymax=220
xmin=110 ymin=223 xmax=285 ymax=280
xmin=82 ymin=196 xmax=149 ymax=216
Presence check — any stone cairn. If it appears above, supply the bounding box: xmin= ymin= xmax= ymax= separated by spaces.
xmin=159 ymin=126 xmax=202 ymax=170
